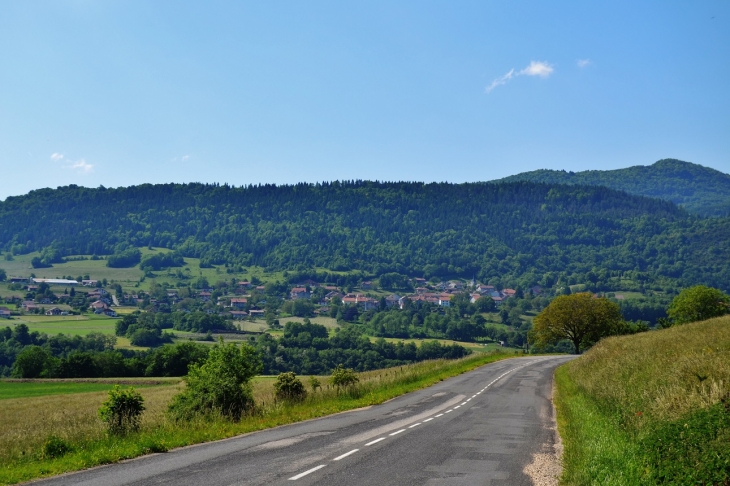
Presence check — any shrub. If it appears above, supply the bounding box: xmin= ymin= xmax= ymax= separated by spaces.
xmin=274 ymin=372 xmax=307 ymax=401
xmin=98 ymin=385 xmax=145 ymax=435
xmin=43 ymin=436 xmax=72 ymax=458
xmin=168 ymin=340 xmax=262 ymax=421
xmin=331 ymin=364 xmax=359 ymax=393
xmin=309 ymin=376 xmax=321 ymax=393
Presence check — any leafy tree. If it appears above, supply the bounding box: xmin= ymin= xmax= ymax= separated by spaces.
xmin=98 ymin=385 xmax=145 ymax=435
xmin=530 ymin=293 xmax=624 ymax=354
xmin=168 ymin=340 xmax=262 ymax=421
xmin=12 ymin=346 xmax=54 ymax=378
xmin=475 ymin=296 xmax=496 ymax=312
xmin=0 ymin=268 xmax=6 ymax=281
xmin=144 ymin=342 xmax=210 ymax=376
xmin=309 ymin=376 xmax=321 ymax=393
xmin=668 ymin=286 xmax=730 ymax=325
xmin=273 ymin=372 xmax=307 ymax=401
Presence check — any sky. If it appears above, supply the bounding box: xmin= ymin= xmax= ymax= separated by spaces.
xmin=1 ymin=1 xmax=729 ymax=200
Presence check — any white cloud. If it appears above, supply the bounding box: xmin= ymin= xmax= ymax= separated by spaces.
xmin=577 ymin=59 xmax=591 ymax=68
xmin=182 ymin=155 xmax=190 ymax=161
xmin=50 ymin=153 xmax=64 ymax=161
xmin=519 ymin=61 xmax=554 ymax=77
xmin=68 ymin=159 xmax=94 ymax=173
xmin=485 ymin=61 xmax=554 ymax=94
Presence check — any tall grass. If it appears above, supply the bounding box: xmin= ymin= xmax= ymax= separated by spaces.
xmin=0 ymin=350 xmax=517 ymax=485
xmin=555 ymin=315 xmax=730 ymax=485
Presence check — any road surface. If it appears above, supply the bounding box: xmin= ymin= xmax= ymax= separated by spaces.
xmin=33 ymin=355 xmax=574 ymax=486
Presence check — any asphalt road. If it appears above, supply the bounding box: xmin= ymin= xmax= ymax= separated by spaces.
xmin=34 ymin=355 xmax=574 ymax=486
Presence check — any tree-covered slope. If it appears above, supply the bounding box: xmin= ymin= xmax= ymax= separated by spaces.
xmin=495 ymin=159 xmax=730 ymax=216
xmin=1 ymin=181 xmax=729 ymax=291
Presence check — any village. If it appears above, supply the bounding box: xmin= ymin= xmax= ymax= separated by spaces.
xmin=0 ymin=274 xmax=539 ymax=322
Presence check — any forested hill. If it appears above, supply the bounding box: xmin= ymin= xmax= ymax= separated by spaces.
xmin=1 ymin=181 xmax=729 ymax=291
xmin=494 ymin=159 xmax=730 ymax=217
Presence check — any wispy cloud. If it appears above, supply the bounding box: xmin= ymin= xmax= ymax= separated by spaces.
xmin=485 ymin=61 xmax=554 ymax=94
xmin=577 ymin=58 xmax=591 ymax=68
xmin=485 ymin=69 xmax=515 ymax=93
xmin=51 ymin=152 xmax=94 ymax=173
xmin=182 ymin=155 xmax=190 ymax=161
xmin=69 ymin=159 xmax=94 ymax=173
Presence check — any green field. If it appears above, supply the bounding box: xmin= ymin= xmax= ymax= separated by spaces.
xmin=8 ymin=315 xmax=117 ymax=336
xmin=0 ymin=249 xmax=296 ymax=293
xmin=0 ymin=380 xmax=177 ymax=400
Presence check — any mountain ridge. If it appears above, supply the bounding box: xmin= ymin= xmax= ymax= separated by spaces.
xmin=493 ymin=159 xmax=730 ymax=216
xmin=1 ymin=180 xmax=729 ymax=292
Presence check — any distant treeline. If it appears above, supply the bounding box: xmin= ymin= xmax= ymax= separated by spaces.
xmin=1 ymin=181 xmax=729 ymax=291
xmin=1 ymin=321 xmax=469 ymax=378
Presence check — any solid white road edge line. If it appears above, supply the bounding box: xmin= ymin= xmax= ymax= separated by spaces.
xmin=289 ymin=465 xmax=326 ymax=480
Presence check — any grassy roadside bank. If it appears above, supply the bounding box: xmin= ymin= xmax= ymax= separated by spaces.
xmin=0 ymin=350 xmax=522 ymax=484
xmin=554 ymin=316 xmax=730 ymax=485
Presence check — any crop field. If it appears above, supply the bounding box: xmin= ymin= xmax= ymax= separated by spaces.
xmin=8 ymin=315 xmax=117 ymax=336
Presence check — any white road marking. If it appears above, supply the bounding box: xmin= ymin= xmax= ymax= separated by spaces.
xmin=460 ymin=402 xmax=467 ymax=405
xmin=365 ymin=438 xmax=386 ymax=446
xmin=445 ymin=410 xmax=453 ymax=414
xmin=454 ymin=406 xmax=460 ymax=409
xmin=423 ymin=418 xmax=434 ymax=422
xmin=389 ymin=429 xmax=406 ymax=436
xmin=435 ymin=413 xmax=444 ymax=417
xmin=409 ymin=423 xmax=421 ymax=428
xmin=289 ymin=465 xmax=326 ymax=480
xmin=333 ymin=449 xmax=359 ymax=461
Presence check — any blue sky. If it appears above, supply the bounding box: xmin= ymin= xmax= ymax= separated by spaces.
xmin=1 ymin=1 xmax=728 ymax=200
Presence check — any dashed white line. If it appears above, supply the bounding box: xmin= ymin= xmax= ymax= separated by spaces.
xmin=423 ymin=418 xmax=434 ymax=422
xmin=454 ymin=406 xmax=461 ymax=409
xmin=389 ymin=429 xmax=406 ymax=436
xmin=333 ymin=449 xmax=359 ymax=461
xmin=289 ymin=465 xmax=326 ymax=480
xmin=408 ymin=423 xmax=421 ymax=428
xmin=435 ymin=413 xmax=444 ymax=417
xmin=445 ymin=410 xmax=453 ymax=414
xmin=365 ymin=437 xmax=386 ymax=446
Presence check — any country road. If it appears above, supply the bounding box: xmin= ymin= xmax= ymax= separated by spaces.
xmin=33 ymin=355 xmax=575 ymax=486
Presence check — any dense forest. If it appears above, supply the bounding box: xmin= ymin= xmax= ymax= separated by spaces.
xmin=1 ymin=180 xmax=729 ymax=291
xmin=496 ymin=159 xmax=730 ymax=217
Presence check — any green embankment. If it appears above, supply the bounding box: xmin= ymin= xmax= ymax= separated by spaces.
xmin=555 ymin=316 xmax=730 ymax=485
xmin=0 ymin=351 xmax=520 ymax=485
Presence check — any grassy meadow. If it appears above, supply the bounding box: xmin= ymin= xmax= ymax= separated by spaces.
xmin=0 ymin=351 xmax=520 ymax=484
xmin=555 ymin=315 xmax=730 ymax=485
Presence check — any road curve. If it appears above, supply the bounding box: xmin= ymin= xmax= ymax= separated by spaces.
xmin=32 ymin=355 xmax=574 ymax=486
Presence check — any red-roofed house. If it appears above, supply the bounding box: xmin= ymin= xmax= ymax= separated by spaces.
xmin=290 ymin=287 xmax=310 ymax=300
xmin=230 ymin=298 xmax=248 ymax=309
